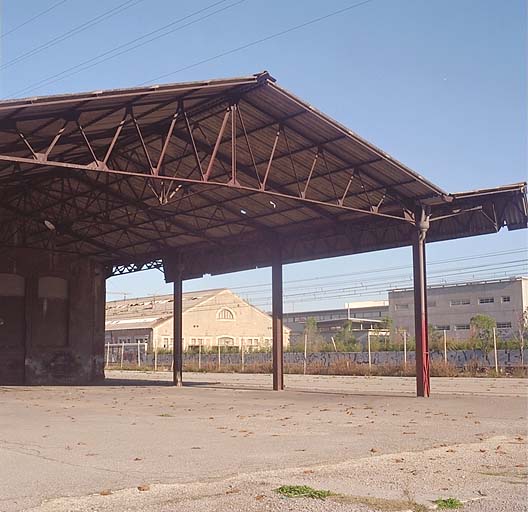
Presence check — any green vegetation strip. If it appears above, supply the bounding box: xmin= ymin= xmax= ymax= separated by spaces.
xmin=274 ymin=485 xmax=332 ymax=499
xmin=434 ymin=497 xmax=463 ymax=509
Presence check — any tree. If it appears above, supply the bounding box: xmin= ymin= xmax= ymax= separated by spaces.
xmin=303 ymin=317 xmax=324 ymax=352
xmin=333 ymin=321 xmax=361 ymax=351
xmin=427 ymin=324 xmax=443 ymax=351
xmin=470 ymin=314 xmax=496 ymax=352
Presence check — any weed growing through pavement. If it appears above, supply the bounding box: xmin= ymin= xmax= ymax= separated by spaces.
xmin=434 ymin=497 xmax=463 ymax=509
xmin=274 ymin=485 xmax=331 ymax=499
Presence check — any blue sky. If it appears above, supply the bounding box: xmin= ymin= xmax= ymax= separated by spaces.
xmin=1 ymin=0 xmax=526 ymax=310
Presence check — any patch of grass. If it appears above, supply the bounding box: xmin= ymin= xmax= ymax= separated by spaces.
xmin=274 ymin=485 xmax=331 ymax=500
xmin=434 ymin=497 xmax=463 ymax=509
xmin=158 ymin=413 xmax=173 ymax=417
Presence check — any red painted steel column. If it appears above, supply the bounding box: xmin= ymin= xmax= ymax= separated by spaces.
xmin=173 ymin=266 xmax=183 ymax=387
xmin=272 ymin=246 xmax=284 ymax=391
xmin=412 ymin=208 xmax=430 ymax=397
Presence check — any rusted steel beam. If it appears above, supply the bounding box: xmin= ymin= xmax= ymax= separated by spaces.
xmin=242 ymin=96 xmax=403 ymax=206
xmin=0 ymin=200 xmax=128 ymax=258
xmin=0 ymin=78 xmax=262 ymax=115
xmin=111 ymin=259 xmax=163 ymax=276
xmin=262 ymin=126 xmax=281 ymax=191
xmin=301 ymin=150 xmax=319 ymax=199
xmin=59 ymin=100 xmax=379 ymax=217
xmin=412 ymin=207 xmax=430 ymax=397
xmin=103 ymin=110 xmax=128 ymax=165
xmin=0 ymin=154 xmax=411 ymax=222
xmin=237 ymin=105 xmax=261 ymax=187
xmin=339 ymin=170 xmax=356 ymax=206
xmin=12 ymin=168 xmax=207 ymax=251
xmin=76 ymin=121 xmax=99 ymax=165
xmin=7 ymin=86 xmax=231 ymax=167
xmin=56 ymin=173 xmax=216 ymax=247
xmin=141 ymin=108 xmax=308 ymax=172
xmin=132 ymin=113 xmax=155 ymax=174
xmin=228 ymin=104 xmax=239 ymax=186
xmin=17 ymin=129 xmax=39 ymax=159
xmin=183 ymin=108 xmax=204 ymax=179
xmin=282 ymin=127 xmax=301 ymax=197
xmin=204 ymin=107 xmax=230 ymax=182
xmin=272 ymin=244 xmax=284 ymax=391
xmin=173 ymin=262 xmax=184 ymax=387
xmin=155 ymin=108 xmax=180 ymax=176
xmin=45 ymin=119 xmax=69 ymax=158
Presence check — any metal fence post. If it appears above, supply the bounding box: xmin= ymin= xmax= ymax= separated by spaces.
xmin=368 ymin=334 xmax=372 ymax=371
xmin=403 ymin=330 xmax=407 ymax=368
xmin=443 ymin=330 xmax=448 ymax=365
xmin=493 ymin=327 xmax=498 ymax=373
xmin=303 ymin=333 xmax=308 ymax=375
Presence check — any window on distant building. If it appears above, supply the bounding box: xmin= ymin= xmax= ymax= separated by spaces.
xmin=450 ymin=298 xmax=471 ymax=306
xmin=217 ymin=308 xmax=235 ymax=321
xmin=395 ymin=304 xmax=409 ymax=310
xmin=454 ymin=324 xmax=470 ymax=331
xmin=433 ymin=325 xmax=450 ymax=331
xmin=218 ymin=336 xmax=235 ymax=346
xmin=496 ymin=322 xmax=512 ymax=329
xmin=501 ymin=296 xmax=511 ymax=303
xmin=478 ymin=297 xmax=494 ymax=304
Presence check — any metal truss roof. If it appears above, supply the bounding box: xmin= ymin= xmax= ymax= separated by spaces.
xmin=0 ymin=71 xmax=526 ymax=278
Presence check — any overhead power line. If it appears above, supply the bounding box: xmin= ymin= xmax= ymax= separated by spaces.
xmin=1 ymin=0 xmax=146 ymax=71
xmin=188 ymin=263 xmax=528 ymax=311
xmin=107 ymin=263 xmax=528 ymax=314
xmin=216 ymin=248 xmax=528 ymax=294
xmin=107 ymin=249 xmax=527 ymax=311
xmin=0 ymin=0 xmax=69 ymax=39
xmin=8 ymin=0 xmax=374 ymax=97
xmin=140 ymin=0 xmax=376 ymax=85
xmin=8 ymin=0 xmax=246 ymax=98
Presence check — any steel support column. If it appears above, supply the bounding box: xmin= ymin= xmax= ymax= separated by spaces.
xmin=173 ymin=266 xmax=184 ymax=387
xmin=272 ymin=245 xmax=284 ymax=391
xmin=412 ymin=207 xmax=430 ymax=397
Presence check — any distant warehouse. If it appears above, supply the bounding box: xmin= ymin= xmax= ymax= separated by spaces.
xmin=106 ymin=288 xmax=290 ymax=352
xmin=390 ymin=276 xmax=527 ymax=339
xmin=283 ymin=276 xmax=527 ymax=343
xmin=283 ymin=300 xmax=389 ymax=346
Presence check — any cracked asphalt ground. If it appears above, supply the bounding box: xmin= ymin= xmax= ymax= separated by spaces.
xmin=0 ymin=372 xmax=526 ymax=511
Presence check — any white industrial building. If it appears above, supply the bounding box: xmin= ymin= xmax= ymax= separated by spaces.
xmin=389 ymin=276 xmax=527 ymax=339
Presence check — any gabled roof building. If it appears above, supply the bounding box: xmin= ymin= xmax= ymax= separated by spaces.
xmin=105 ymin=288 xmax=290 ymax=352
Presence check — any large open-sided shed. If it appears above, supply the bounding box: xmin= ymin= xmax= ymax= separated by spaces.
xmin=0 ymin=71 xmax=526 ymax=395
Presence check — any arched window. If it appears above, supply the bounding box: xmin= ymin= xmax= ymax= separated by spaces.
xmin=216 ymin=308 xmax=235 ymax=321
